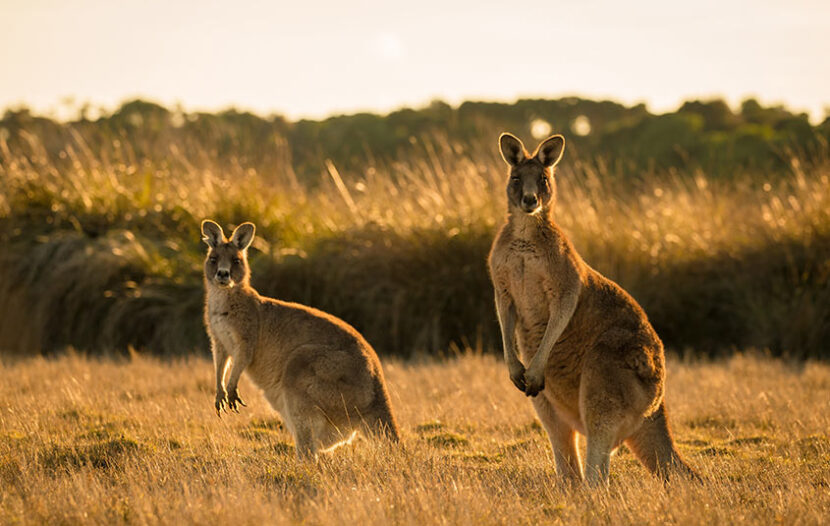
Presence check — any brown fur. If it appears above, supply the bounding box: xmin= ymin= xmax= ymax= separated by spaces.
xmin=201 ymin=220 xmax=399 ymax=458
xmin=487 ymin=133 xmax=696 ymax=486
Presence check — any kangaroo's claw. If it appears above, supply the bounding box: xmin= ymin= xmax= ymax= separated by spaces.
xmin=215 ymin=392 xmax=228 ymax=417
xmin=227 ymin=389 xmax=246 ymax=413
xmin=523 ymin=372 xmax=545 ymax=397
xmin=509 ymin=363 xmax=527 ymax=393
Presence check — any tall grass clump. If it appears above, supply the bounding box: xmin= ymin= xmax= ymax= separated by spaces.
xmin=0 ymin=123 xmax=828 ymax=358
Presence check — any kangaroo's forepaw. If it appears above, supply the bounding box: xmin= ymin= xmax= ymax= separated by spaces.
xmin=215 ymin=392 xmax=228 ymax=417
xmin=523 ymin=372 xmax=545 ymax=397
xmin=508 ymin=364 xmax=527 ymax=393
xmin=227 ymin=389 xmax=247 ymax=413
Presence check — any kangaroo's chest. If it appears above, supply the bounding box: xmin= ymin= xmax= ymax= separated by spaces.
xmin=208 ymin=296 xmax=243 ymax=351
xmin=501 ymin=239 xmax=540 ymax=285
xmin=500 ymin=241 xmax=552 ymax=318
xmin=210 ymin=313 xmax=236 ymax=349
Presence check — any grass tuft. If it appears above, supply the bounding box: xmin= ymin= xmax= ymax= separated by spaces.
xmin=41 ymin=436 xmax=143 ymax=471
xmin=415 ymin=420 xmax=445 ymax=433
xmin=425 ymin=432 xmax=470 ymax=448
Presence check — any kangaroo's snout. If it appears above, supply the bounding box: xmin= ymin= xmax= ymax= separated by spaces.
xmin=521 ymin=194 xmax=539 ymax=211
xmin=215 ymin=269 xmax=231 ymax=285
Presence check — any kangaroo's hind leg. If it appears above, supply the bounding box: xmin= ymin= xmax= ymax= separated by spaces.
xmin=284 ymin=390 xmax=322 ymax=460
xmin=583 ymin=425 xmax=618 ymax=487
xmin=579 ymin=356 xmax=636 ymax=488
xmin=532 ymin=394 xmax=583 ymax=484
xmin=289 ymin=407 xmax=352 ymax=459
xmin=312 ymin=411 xmax=358 ymax=453
xmin=291 ymin=419 xmax=316 ymax=460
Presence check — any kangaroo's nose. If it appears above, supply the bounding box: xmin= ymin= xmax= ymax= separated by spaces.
xmin=216 ymin=270 xmax=230 ymax=279
xmin=522 ymin=195 xmax=538 ymax=208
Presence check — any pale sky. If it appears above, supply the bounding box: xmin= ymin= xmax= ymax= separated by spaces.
xmin=2 ymin=0 xmax=829 ymax=121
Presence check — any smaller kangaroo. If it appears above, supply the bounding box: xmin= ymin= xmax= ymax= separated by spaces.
xmin=201 ymin=219 xmax=399 ymax=458
xmin=488 ymin=133 xmax=697 ymax=486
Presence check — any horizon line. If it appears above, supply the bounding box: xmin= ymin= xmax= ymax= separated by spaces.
xmin=2 ymin=92 xmax=827 ymax=126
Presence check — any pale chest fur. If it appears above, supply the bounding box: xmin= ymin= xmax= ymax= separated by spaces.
xmin=207 ymin=292 xmax=244 ymax=352
xmin=492 ymin=236 xmax=557 ymax=354
xmin=502 ymin=238 xmax=549 ymax=295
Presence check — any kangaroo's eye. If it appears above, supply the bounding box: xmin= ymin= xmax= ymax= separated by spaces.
xmin=232 ymin=257 xmax=242 ymax=265
xmin=510 ymin=177 xmax=521 ymax=185
xmin=208 ymin=256 xmax=218 ymax=264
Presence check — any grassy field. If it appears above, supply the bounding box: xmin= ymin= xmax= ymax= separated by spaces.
xmin=1 ymin=114 xmax=828 ymax=523
xmin=1 ymin=352 xmax=828 ymax=525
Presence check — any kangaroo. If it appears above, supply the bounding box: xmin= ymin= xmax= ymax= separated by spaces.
xmin=487 ymin=133 xmax=697 ymax=486
xmin=201 ymin=219 xmax=400 ymax=458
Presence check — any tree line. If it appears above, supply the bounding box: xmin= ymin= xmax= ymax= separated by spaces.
xmin=2 ymin=96 xmax=828 ymax=182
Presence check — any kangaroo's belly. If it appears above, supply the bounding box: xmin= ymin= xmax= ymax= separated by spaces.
xmin=513 ymin=301 xmax=585 ymax=421
xmin=545 ymin=393 xmax=586 ymax=434
xmin=515 ymin=311 xmax=548 ymax=363
xmin=261 ymin=387 xmax=296 ymax=435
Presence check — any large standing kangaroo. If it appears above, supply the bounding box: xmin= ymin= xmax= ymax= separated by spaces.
xmin=487 ymin=133 xmax=696 ymax=486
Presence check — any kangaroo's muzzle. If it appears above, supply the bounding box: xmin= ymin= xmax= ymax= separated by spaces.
xmin=215 ymin=269 xmax=231 ymax=286
xmin=521 ymin=194 xmax=539 ymax=213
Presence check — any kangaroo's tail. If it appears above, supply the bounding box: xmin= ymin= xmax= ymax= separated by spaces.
xmin=625 ymin=402 xmax=700 ymax=482
xmin=361 ymin=378 xmax=400 ymax=442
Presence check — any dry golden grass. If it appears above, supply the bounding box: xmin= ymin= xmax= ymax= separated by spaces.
xmin=1 ymin=352 xmax=828 ymax=525
xmin=2 ymin=128 xmax=829 ymax=357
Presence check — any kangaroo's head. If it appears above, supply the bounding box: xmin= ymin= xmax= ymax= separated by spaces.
xmin=498 ymin=133 xmax=565 ymax=216
xmin=200 ymin=220 xmax=255 ymax=289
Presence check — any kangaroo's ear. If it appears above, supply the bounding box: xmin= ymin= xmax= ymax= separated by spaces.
xmin=499 ymin=133 xmax=527 ymax=167
xmin=230 ymin=222 xmax=256 ymax=250
xmin=535 ymin=135 xmax=565 ymax=168
xmin=201 ymin=220 xmax=225 ymax=248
